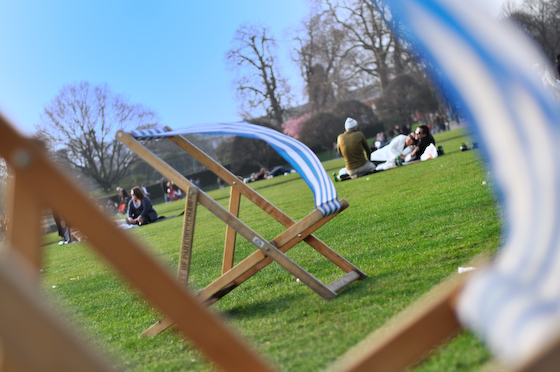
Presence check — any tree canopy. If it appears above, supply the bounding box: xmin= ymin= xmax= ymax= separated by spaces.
xmin=299 ymin=112 xmax=344 ymax=158
xmin=374 ymin=74 xmax=438 ymax=126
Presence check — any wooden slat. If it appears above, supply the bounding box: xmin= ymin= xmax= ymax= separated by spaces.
xmin=0 ymin=114 xmax=276 ymax=372
xmin=176 ymin=187 xmax=198 ymax=285
xmin=511 ymin=325 xmax=560 ymax=372
xmin=327 ymin=270 xmax=361 ymax=293
xmin=199 ymin=204 xmax=352 ymax=301
xmin=4 ymin=174 xmax=43 ymax=275
xmin=0 ymin=251 xmax=119 ymax=372
xmin=148 ymin=198 xmax=356 ymax=308
xmin=223 ymin=186 xmax=240 ymax=274
xmin=140 ymin=316 xmax=175 ymax=338
xmin=272 ymin=208 xmax=324 ymax=248
xmin=2 ymin=355 xmax=27 ymax=372
xmin=2 ymin=175 xmax=42 ymax=372
xmin=299 ymin=209 xmax=366 ymax=278
xmin=258 ymin=241 xmax=337 ymax=299
xmin=335 ymin=276 xmax=464 ymax=372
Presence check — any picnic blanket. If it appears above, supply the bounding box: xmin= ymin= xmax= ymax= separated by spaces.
xmin=116 ymin=211 xmax=185 ymax=230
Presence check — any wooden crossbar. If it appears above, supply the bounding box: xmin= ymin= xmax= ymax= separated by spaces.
xmin=333 ymin=276 xmax=465 ymax=372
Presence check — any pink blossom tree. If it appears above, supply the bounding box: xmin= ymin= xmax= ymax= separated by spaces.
xmin=281 ymin=113 xmax=311 ymax=139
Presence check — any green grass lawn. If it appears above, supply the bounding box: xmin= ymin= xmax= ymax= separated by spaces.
xmin=39 ymin=128 xmax=500 ymax=371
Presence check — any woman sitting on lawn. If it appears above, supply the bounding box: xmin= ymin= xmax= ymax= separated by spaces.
xmin=126 ymin=186 xmax=158 ymax=225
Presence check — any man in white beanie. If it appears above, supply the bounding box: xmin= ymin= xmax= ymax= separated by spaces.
xmin=336 ymin=117 xmax=375 ymax=177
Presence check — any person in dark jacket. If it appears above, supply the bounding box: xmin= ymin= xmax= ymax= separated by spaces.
xmin=126 ymin=186 xmax=158 ymax=225
xmin=115 ymin=187 xmax=131 ymax=213
xmin=408 ymin=124 xmax=436 ymax=161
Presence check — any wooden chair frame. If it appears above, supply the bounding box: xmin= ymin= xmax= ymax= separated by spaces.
xmin=115 ymin=128 xmax=366 ymax=337
xmin=0 ymin=116 xmax=276 ymax=372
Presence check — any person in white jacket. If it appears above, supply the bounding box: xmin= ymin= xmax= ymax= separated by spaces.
xmin=370 ymin=134 xmax=417 ymax=170
xmin=533 ymin=63 xmax=560 ymax=100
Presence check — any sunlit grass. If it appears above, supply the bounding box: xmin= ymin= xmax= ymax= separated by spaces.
xmin=39 ymin=128 xmax=499 ymax=371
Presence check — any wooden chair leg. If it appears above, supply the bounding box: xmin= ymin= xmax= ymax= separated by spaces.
xmin=176 ymin=187 xmax=198 ymax=285
xmin=222 ymin=187 xmax=240 ymax=274
xmin=0 ymin=251 xmax=118 ymax=372
xmin=1 ymin=173 xmax=43 ymax=372
xmin=4 ymin=174 xmax=43 ymax=276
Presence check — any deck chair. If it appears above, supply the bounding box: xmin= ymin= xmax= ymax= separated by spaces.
xmin=316 ymin=0 xmax=560 ymax=371
xmin=115 ymin=122 xmax=366 ymax=336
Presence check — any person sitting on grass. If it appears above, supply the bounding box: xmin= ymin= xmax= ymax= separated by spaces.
xmin=166 ymin=181 xmax=182 ymax=201
xmin=115 ymin=187 xmax=131 ymax=214
xmin=126 ymin=186 xmax=158 ymax=225
xmin=336 ymin=117 xmax=375 ymax=177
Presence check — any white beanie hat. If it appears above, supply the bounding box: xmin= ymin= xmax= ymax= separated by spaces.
xmin=345 ymin=117 xmax=358 ymax=131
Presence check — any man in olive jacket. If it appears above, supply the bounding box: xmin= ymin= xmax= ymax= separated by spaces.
xmin=337 ymin=117 xmax=375 ymax=177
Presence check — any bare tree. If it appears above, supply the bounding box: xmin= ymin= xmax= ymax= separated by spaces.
xmin=293 ymin=12 xmax=357 ymax=112
xmin=36 ymin=81 xmax=157 ymax=192
xmin=228 ymin=119 xmax=283 ymax=173
xmin=505 ymin=0 xmax=560 ymax=61
xmin=226 ymin=24 xmax=291 ymax=128
xmin=324 ymin=0 xmax=396 ymax=90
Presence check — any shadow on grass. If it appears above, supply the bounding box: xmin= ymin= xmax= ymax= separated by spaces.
xmin=220 ymin=292 xmax=303 ymax=320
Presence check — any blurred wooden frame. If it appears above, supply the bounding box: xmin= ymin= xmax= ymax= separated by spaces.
xmin=115 ymin=127 xmax=367 ymax=337
xmin=0 ymin=114 xmax=276 ymax=372
xmin=2 ymin=115 xmax=556 ymax=372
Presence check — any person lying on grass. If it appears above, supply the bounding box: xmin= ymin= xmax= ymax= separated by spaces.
xmin=370 ymin=133 xmax=417 ymax=170
xmin=126 ymin=186 xmax=158 ymax=225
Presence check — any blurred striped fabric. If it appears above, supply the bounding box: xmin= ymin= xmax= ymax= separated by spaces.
xmin=130 ymin=122 xmax=343 ymax=216
xmin=386 ymin=0 xmax=560 ymax=364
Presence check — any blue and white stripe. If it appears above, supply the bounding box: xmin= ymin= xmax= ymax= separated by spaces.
xmin=386 ymin=0 xmax=560 ymax=365
xmin=130 ymin=122 xmax=342 ymax=216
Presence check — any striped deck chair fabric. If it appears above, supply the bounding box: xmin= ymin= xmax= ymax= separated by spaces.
xmin=387 ymin=0 xmax=560 ymax=366
xmin=130 ymin=122 xmax=343 ymax=216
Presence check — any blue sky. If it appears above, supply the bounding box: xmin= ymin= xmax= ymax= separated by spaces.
xmin=0 ymin=1 xmax=310 ymax=135
xmin=0 ymin=0 xmax=510 ymax=136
